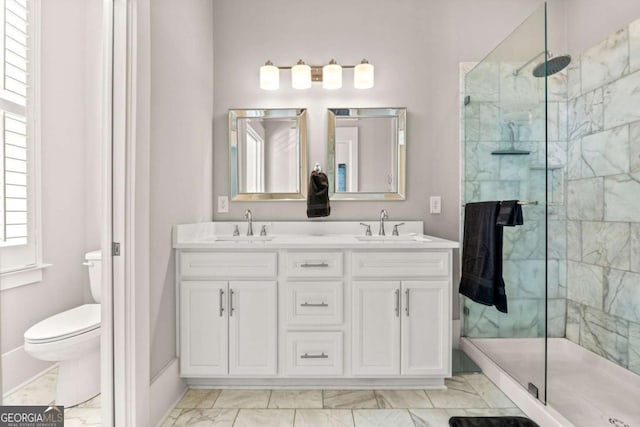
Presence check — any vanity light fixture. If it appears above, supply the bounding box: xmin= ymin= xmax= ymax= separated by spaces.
xmin=259 ymin=58 xmax=374 ymax=90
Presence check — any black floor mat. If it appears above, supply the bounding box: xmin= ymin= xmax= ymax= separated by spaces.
xmin=449 ymin=416 xmax=539 ymax=427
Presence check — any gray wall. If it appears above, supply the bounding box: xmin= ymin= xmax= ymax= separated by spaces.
xmin=212 ymin=0 xmax=552 ymax=234
xmin=1 ymin=0 xmax=103 ymax=391
xmin=566 ymin=0 xmax=640 ymax=55
xmin=149 ymin=0 xmax=213 ymax=378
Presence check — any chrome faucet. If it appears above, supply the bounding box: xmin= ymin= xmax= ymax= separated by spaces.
xmin=378 ymin=209 xmax=388 ymax=236
xmin=244 ymin=209 xmax=253 ymax=236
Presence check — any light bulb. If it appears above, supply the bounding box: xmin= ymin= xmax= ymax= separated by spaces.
xmin=322 ymin=59 xmax=342 ymax=89
xmin=354 ymin=59 xmax=374 ymax=89
xmin=291 ymin=60 xmax=311 ymax=89
xmin=259 ymin=60 xmax=279 ymax=90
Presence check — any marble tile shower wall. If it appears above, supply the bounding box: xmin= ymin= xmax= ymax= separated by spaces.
xmin=565 ymin=17 xmax=640 ymax=375
xmin=463 ymin=59 xmax=568 ymax=340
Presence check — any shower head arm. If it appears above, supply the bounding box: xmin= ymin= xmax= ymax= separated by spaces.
xmin=512 ymin=50 xmax=551 ymax=76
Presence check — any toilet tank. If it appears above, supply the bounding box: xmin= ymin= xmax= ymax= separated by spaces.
xmin=85 ymin=250 xmax=102 ymax=303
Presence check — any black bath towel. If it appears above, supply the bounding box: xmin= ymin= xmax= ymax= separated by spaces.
xmin=496 ymin=200 xmax=523 ymax=226
xmin=307 ymin=170 xmax=331 ymax=218
xmin=459 ymin=202 xmax=508 ymax=313
xmin=449 ymin=416 xmax=539 ymax=427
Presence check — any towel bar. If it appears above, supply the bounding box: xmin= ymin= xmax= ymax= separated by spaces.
xmin=461 ymin=200 xmax=538 ymax=207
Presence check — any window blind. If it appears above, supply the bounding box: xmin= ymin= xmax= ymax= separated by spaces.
xmin=0 ymin=0 xmax=29 ymax=247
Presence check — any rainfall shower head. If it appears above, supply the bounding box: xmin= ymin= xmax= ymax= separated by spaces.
xmin=532 ymin=54 xmax=572 ymax=77
xmin=512 ymin=52 xmax=572 ymax=77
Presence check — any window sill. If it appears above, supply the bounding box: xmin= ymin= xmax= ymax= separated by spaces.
xmin=0 ymin=264 xmax=52 ymax=291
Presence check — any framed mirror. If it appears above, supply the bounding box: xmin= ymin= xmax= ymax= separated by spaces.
xmin=328 ymin=107 xmax=406 ymax=200
xmin=229 ymin=108 xmax=307 ymax=200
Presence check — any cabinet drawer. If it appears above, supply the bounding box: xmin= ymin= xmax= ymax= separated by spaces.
xmin=180 ymin=252 xmax=277 ymax=278
xmin=285 ymin=252 xmax=343 ymax=277
xmin=285 ymin=332 xmax=343 ymax=376
xmin=352 ymin=251 xmax=449 ymax=277
xmin=285 ymin=282 xmax=343 ymax=326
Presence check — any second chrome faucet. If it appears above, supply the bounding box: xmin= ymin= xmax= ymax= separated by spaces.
xmin=244 ymin=209 xmax=253 ymax=236
xmin=378 ymin=209 xmax=388 ymax=236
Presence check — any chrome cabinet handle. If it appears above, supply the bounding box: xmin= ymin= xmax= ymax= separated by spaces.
xmin=300 ymin=352 xmax=328 ymax=359
xmin=395 ymin=289 xmax=400 ymax=317
xmin=301 ymin=302 xmax=329 ymax=307
xmin=300 ymin=262 xmax=329 ymax=268
xmin=229 ymin=289 xmax=235 ymax=316
xmin=405 ymin=289 xmax=410 ymax=316
xmin=219 ymin=289 xmax=225 ymax=317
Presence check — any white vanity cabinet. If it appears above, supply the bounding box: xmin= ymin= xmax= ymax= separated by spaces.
xmin=351 ymin=254 xmax=451 ymax=378
xmin=178 ymin=252 xmax=277 ymax=377
xmin=174 ymin=221 xmax=457 ymax=388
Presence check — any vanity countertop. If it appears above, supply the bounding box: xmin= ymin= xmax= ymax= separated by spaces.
xmin=173 ymin=221 xmax=459 ymax=250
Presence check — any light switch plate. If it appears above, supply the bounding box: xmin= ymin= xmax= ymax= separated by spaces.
xmin=430 ymin=196 xmax=441 ymax=214
xmin=217 ymin=196 xmax=229 ymax=213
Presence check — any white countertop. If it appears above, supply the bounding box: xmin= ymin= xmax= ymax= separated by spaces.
xmin=173 ymin=221 xmax=460 ymax=250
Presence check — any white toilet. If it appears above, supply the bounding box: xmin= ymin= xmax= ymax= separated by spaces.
xmin=24 ymin=250 xmax=102 ymax=407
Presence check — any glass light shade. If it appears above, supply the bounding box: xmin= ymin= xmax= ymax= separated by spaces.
xmin=291 ymin=62 xmax=311 ymax=89
xmin=354 ymin=61 xmax=374 ymax=89
xmin=260 ymin=63 xmax=279 ymax=90
xmin=322 ymin=62 xmax=342 ymax=89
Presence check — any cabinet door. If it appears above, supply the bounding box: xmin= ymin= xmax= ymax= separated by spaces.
xmin=180 ymin=281 xmax=228 ymax=376
xmin=401 ymin=280 xmax=450 ymax=376
xmin=228 ymin=281 xmax=277 ymax=376
xmin=352 ymin=281 xmax=401 ymax=376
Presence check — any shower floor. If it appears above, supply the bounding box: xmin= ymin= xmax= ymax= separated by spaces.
xmin=468 ymin=337 xmax=640 ymax=427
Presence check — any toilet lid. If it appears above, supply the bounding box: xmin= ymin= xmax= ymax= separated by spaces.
xmin=24 ymin=304 xmax=101 ymax=343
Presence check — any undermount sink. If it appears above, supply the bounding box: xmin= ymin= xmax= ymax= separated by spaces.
xmin=355 ymin=235 xmax=430 ymax=242
xmin=205 ymin=235 xmax=275 ymax=242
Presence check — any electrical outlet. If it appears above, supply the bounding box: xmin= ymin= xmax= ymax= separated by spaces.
xmin=430 ymin=196 xmax=441 ymax=214
xmin=217 ymin=196 xmax=229 ymax=213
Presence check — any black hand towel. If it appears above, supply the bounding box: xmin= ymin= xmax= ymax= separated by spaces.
xmin=459 ymin=202 xmax=508 ymax=313
xmin=307 ymin=170 xmax=331 ymax=218
xmin=496 ymin=200 xmax=523 ymax=226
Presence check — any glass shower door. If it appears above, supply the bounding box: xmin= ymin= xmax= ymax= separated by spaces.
xmin=461 ymin=3 xmax=549 ymax=403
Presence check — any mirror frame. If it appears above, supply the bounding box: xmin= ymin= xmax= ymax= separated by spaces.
xmin=229 ymin=108 xmax=308 ymax=201
xmin=327 ymin=107 xmax=406 ymax=200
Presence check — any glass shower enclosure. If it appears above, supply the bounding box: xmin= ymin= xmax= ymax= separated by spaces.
xmin=461 ymin=3 xmax=552 ymax=403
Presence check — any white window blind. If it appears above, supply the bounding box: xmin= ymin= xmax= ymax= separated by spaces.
xmin=0 ymin=0 xmax=36 ymax=277
xmin=0 ymin=0 xmax=28 ymax=247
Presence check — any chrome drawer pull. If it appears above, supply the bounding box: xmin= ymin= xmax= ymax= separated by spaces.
xmin=300 ymin=302 xmax=329 ymax=307
xmin=300 ymin=262 xmax=329 ymax=268
xmin=229 ymin=289 xmax=235 ymax=316
xmin=300 ymin=352 xmax=329 ymax=359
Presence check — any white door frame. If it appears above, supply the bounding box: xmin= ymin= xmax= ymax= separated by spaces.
xmin=111 ymin=0 xmax=150 ymax=425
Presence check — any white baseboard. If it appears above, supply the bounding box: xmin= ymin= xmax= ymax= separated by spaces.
xmin=2 ymin=346 xmax=54 ymax=396
xmin=150 ymin=358 xmax=186 ymax=427
xmin=452 ymin=319 xmax=461 ymax=349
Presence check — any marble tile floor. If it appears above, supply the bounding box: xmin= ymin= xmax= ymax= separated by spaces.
xmin=3 ymin=368 xmax=523 ymax=426
xmin=2 ymin=367 xmax=102 ymax=425
xmin=164 ymin=374 xmax=524 ymax=427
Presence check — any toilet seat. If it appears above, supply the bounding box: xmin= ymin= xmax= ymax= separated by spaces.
xmin=24 ymin=304 xmax=100 ymax=344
